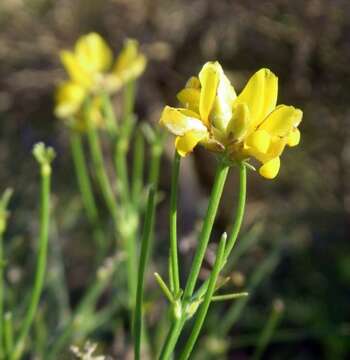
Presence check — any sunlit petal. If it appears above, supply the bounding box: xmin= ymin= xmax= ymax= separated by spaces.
xmin=160 ymin=106 xmax=207 ymax=136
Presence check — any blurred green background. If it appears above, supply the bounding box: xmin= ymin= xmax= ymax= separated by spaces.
xmin=0 ymin=0 xmax=349 ymax=358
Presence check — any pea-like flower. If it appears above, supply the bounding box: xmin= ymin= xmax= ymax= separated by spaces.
xmin=160 ymin=62 xmax=302 ymax=179
xmin=55 ymin=33 xmax=146 ymax=123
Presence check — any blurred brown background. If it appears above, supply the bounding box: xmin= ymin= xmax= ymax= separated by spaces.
xmin=1 ymin=0 xmax=350 ymax=358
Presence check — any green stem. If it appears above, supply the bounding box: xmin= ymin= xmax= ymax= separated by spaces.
xmin=169 ymin=151 xmax=181 ymax=295
xmin=123 ymin=81 xmax=136 ymax=122
xmin=179 ymin=233 xmax=227 ymax=360
xmin=134 ymin=187 xmax=156 ymax=360
xmin=86 ymin=102 xmax=118 ymax=222
xmin=101 ymin=92 xmax=118 ymax=137
xmin=158 ymin=158 xmax=229 ymax=360
xmin=183 ymin=158 xmax=229 ymax=299
xmin=4 ymin=312 xmax=13 ymax=357
xmin=131 ymin=130 xmax=145 ymax=206
xmin=193 ymin=162 xmax=247 ymax=301
xmin=0 ymin=233 xmax=4 ymax=358
xmin=0 ymin=188 xmax=12 ymax=358
xmin=70 ymin=130 xmax=105 ymax=254
xmin=11 ymin=163 xmax=52 ymax=360
xmin=148 ymin=144 xmax=162 ymax=188
xmin=114 ymin=139 xmax=130 ymax=203
xmin=252 ymin=300 xmax=284 ymax=360
xmin=224 ymin=162 xmax=247 ymax=260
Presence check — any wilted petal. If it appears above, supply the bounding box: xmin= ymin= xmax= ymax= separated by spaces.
xmin=259 ymin=157 xmax=280 ymax=179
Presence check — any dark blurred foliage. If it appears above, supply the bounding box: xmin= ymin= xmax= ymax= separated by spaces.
xmin=1 ymin=0 xmax=350 ymax=358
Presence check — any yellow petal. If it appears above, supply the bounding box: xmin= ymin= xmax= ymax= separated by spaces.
xmin=114 ymin=39 xmax=147 ymax=83
xmin=75 ymin=33 xmax=113 ymax=73
xmin=159 ymin=106 xmax=207 ymax=136
xmin=54 ymin=82 xmax=86 ymax=119
xmin=234 ymin=68 xmax=278 ymax=130
xmin=60 ymin=51 xmax=92 ymax=89
xmin=211 ymin=66 xmax=236 ymax=131
xmin=198 ymin=62 xmax=220 ymax=125
xmin=175 ymin=130 xmax=208 ymax=157
xmin=259 ymin=105 xmax=302 ymax=137
xmin=287 ymin=128 xmax=300 ymax=147
xmin=259 ymin=157 xmax=280 ymax=179
xmin=261 ymin=69 xmax=278 ymax=120
xmin=245 ymin=129 xmax=271 ymax=154
xmin=185 ymin=76 xmax=201 ymax=89
xmin=177 ymin=88 xmax=200 ymax=112
xmin=226 ymin=103 xmax=250 ymax=141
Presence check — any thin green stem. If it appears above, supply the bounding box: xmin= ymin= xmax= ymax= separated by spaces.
xmin=158 ymin=158 xmax=229 ymax=360
xmin=86 ymin=102 xmax=118 ymax=222
xmin=11 ymin=162 xmax=52 ymax=360
xmin=70 ymin=130 xmax=105 ymax=254
xmin=224 ymin=162 xmax=247 ymax=260
xmin=123 ymin=213 xmax=138 ymax=308
xmin=0 ymin=232 xmax=4 ymax=359
xmin=131 ymin=129 xmax=145 ymax=206
xmin=114 ymin=139 xmax=130 ymax=203
xmin=183 ymin=159 xmax=229 ymax=300
xmin=4 ymin=312 xmax=13 ymax=357
xmin=252 ymin=300 xmax=284 ymax=360
xmin=211 ymin=292 xmax=249 ymax=302
xmin=123 ymin=80 xmax=136 ymax=122
xmin=169 ymin=151 xmax=181 ymax=295
xmin=158 ymin=317 xmax=186 ymax=360
xmin=154 ymin=273 xmax=174 ymax=303
xmin=134 ymin=187 xmax=156 ymax=360
xmin=101 ymin=92 xmax=118 ymax=137
xmin=0 ymin=188 xmax=12 ymax=358
xmin=148 ymin=145 xmax=162 ymax=188
xmin=194 ymin=162 xmax=247 ymax=300
xmin=179 ymin=233 xmax=227 ymax=360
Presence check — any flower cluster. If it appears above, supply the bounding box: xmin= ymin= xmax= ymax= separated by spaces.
xmin=160 ymin=62 xmax=302 ymax=179
xmin=54 ymin=33 xmax=146 ymax=128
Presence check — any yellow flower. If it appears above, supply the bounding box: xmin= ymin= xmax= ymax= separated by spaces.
xmin=60 ymin=32 xmax=113 ymax=91
xmin=159 ymin=61 xmax=302 ymax=179
xmin=54 ymin=81 xmax=104 ymax=131
xmin=54 ymin=81 xmax=86 ymax=120
xmin=108 ymin=39 xmax=147 ymax=91
xmin=56 ymin=33 xmax=147 ymax=124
